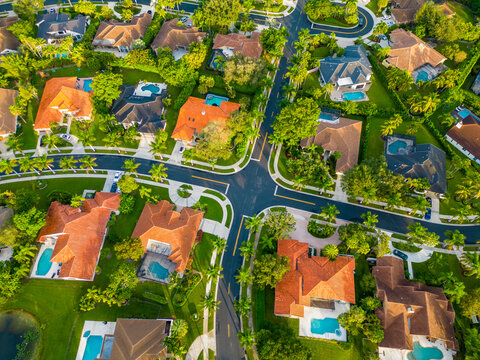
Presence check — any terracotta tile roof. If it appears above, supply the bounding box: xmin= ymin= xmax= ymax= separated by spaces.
xmin=275 ymin=239 xmax=356 ymax=317
xmin=151 ymin=18 xmax=206 ymax=52
xmin=34 ymin=77 xmax=93 ymax=131
xmin=300 ymin=117 xmax=362 ymax=173
xmin=0 ymin=16 xmax=19 ymax=54
xmin=385 ymin=29 xmax=446 ymax=72
xmin=212 ymin=32 xmax=262 ymax=59
xmin=131 ymin=200 xmax=204 ymax=273
xmin=107 ymin=318 xmax=170 ymax=360
xmin=0 ymin=88 xmax=18 ymax=135
xmin=446 ymin=115 xmax=480 ymax=160
xmin=391 ymin=0 xmax=425 ymax=23
xmin=37 ymin=192 xmax=120 ymax=280
xmin=93 ymin=12 xmax=152 ymax=48
xmin=373 ymin=256 xmax=457 ymax=351
xmin=172 ymin=96 xmax=241 ymax=142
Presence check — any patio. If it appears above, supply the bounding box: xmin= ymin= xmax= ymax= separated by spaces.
xmin=298 ymin=301 xmax=350 ymax=341
xmin=30 ymin=243 xmax=62 ymax=280
xmin=330 ymin=88 xmax=370 ymax=102
xmin=75 ymin=320 xmax=116 ymax=360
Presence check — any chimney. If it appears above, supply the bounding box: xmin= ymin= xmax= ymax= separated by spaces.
xmin=456 ymin=120 xmax=463 ymax=128
xmin=201 ymin=111 xmax=205 ymax=115
xmin=407 ymin=306 xmax=414 ymax=314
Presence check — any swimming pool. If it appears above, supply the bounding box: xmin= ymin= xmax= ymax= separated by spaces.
xmin=141 ymin=84 xmax=161 ymax=94
xmin=311 ymin=317 xmax=341 ymax=335
xmin=148 ymin=261 xmax=170 ymax=280
xmin=343 ymin=92 xmax=365 ymax=101
xmin=416 ymin=70 xmax=429 ymax=82
xmin=212 ymin=56 xmax=223 ymax=71
xmin=205 ymin=94 xmax=229 ymax=106
xmin=319 ymin=113 xmax=333 ymax=121
xmin=83 ymin=79 xmax=93 ymax=92
xmin=407 ymin=342 xmax=443 ymax=360
xmin=100 ymin=336 xmax=114 ymax=359
xmin=459 ymin=109 xmax=472 ymax=119
xmin=82 ymin=335 xmax=103 ymax=360
xmin=388 ymin=140 xmax=407 ymax=154
xmin=36 ymin=248 xmax=53 ymax=276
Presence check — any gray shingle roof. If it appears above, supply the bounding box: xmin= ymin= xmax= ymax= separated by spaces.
xmin=320 ymin=45 xmax=372 ymax=85
xmin=36 ymin=13 xmax=86 ymax=42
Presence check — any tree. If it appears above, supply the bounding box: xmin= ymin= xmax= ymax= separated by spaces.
xmin=79 ymin=156 xmax=97 ymax=174
xmin=322 ymin=244 xmax=339 ymax=260
xmin=272 ymin=98 xmax=320 ymax=147
xmin=211 ymin=236 xmax=227 ymax=251
xmin=59 ymin=156 xmax=78 ymax=173
xmin=239 ymin=240 xmax=255 ymax=258
xmin=138 ymin=186 xmax=152 ymax=200
xmin=35 ymin=155 xmax=55 ymax=174
xmin=5 ymin=136 xmax=24 ymax=155
xmin=362 ymin=211 xmax=378 ymax=229
xmin=118 ymin=175 xmax=138 ymax=194
xmin=223 ymin=55 xmax=267 ymax=88
xmin=444 ymin=230 xmax=465 ymax=250
xmin=0 ymin=159 xmax=19 ymax=177
xmin=42 ymin=133 xmax=62 ymax=152
xmin=256 ymin=324 xmax=312 ymax=360
xmin=386 ymin=67 xmax=414 ymax=92
xmin=183 ymin=42 xmax=208 ymax=70
xmin=360 ymin=297 xmax=382 ymax=312
xmin=439 ymin=273 xmax=466 ymax=304
xmin=238 ymin=328 xmax=255 ymax=349
xmin=462 ymin=252 xmax=480 ymax=278
xmin=235 ymin=266 xmax=253 ymax=284
xmin=263 ymin=208 xmax=296 ymax=240
xmin=260 ymin=27 xmax=288 ymax=58
xmin=149 ymin=130 xmax=168 ymax=159
xmin=380 ymin=114 xmax=403 ymax=136
xmin=149 ymin=163 xmax=168 ymax=183
xmin=100 ymin=5 xmax=114 ymax=19
xmin=377 ymin=0 xmax=388 ymax=11
xmin=253 ymin=253 xmax=290 ymax=289
xmin=205 ymin=264 xmax=223 ymax=280
xmin=0 ymin=225 xmax=22 ymax=248
xmin=373 ymin=22 xmax=389 ymax=38
xmin=75 ymin=1 xmax=96 ymax=15
xmin=319 ymin=204 xmax=339 ymax=223
xmin=460 ymin=288 xmax=480 ymax=317
xmin=338 ymin=305 xmax=367 ymax=335
xmin=91 ymin=73 xmax=123 ymax=107
xmin=407 ymin=223 xmax=439 ymax=247
xmin=170 ymin=319 xmax=188 ymax=338
xmin=122 ymin=8 xmax=133 ymax=21
xmin=464 ymin=328 xmax=480 ymax=360
xmin=77 ymin=132 xmax=96 ymax=152
xmin=70 ymin=195 xmax=85 ymax=208
xmin=13 ymin=208 xmax=45 ymax=240
xmin=122 ymin=159 xmax=140 ymax=177
xmin=234 ymin=297 xmax=252 ymax=317
xmin=245 ymin=214 xmax=263 ymax=233
xmin=103 ymin=131 xmax=122 ymax=152
xmin=114 ymin=238 xmax=144 ymax=261
xmin=193 ymin=0 xmax=242 ymax=32
xmin=195 ymin=120 xmax=231 ymax=161
xmin=201 ymin=294 xmax=220 ymax=311
xmin=13 ymin=0 xmax=44 ymax=20
xmin=408 ymin=93 xmax=440 ymax=115
xmin=198 ymin=75 xmax=215 ymax=94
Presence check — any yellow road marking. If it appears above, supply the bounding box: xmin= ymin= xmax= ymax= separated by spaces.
xmin=228 ymin=323 xmax=230 ymax=337
xmin=191 ymin=175 xmax=229 ymax=186
xmin=232 ymin=216 xmax=245 ymax=257
xmin=312 ymin=12 xmax=368 ymax=35
xmin=228 ymin=283 xmax=230 ymax=294
xmin=274 ymin=194 xmax=316 ymax=205
xmin=257 ymin=135 xmax=268 ymax=162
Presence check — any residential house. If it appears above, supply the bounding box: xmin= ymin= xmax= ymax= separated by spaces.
xmin=35 ymin=192 xmax=120 ymax=281
xmin=92 ymin=12 xmax=152 ymax=56
xmin=319 ymin=45 xmax=372 ymax=99
xmin=446 ymin=112 xmax=480 ymax=166
xmin=300 ymin=113 xmax=362 ymax=173
xmin=172 ymin=96 xmax=241 ymax=145
xmin=385 ymin=134 xmax=447 ymax=193
xmin=34 ymin=77 xmax=93 ymax=132
xmin=132 ymin=200 xmax=204 ymax=282
xmin=211 ymin=32 xmax=263 ymax=69
xmin=384 ymin=29 xmax=446 ymax=81
xmin=275 ymin=239 xmax=355 ymax=340
xmin=151 ymin=18 xmax=206 ymax=59
xmin=36 ymin=13 xmax=87 ymax=44
xmin=0 ymin=17 xmax=19 ymax=56
xmin=373 ymin=256 xmax=457 ymax=359
xmin=390 ymin=0 xmax=425 ymax=24
xmin=111 ymin=84 xmax=167 ymax=137
xmin=0 ymin=88 xmax=18 ymax=137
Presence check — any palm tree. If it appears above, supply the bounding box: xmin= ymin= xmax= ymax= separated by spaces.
xmin=268 ymin=132 xmax=283 ymax=149
xmin=183 ymin=148 xmax=195 ymax=165
xmin=407 ymin=222 xmax=427 ymax=244
xmin=193 ymin=201 xmax=207 ymax=212
xmin=5 ymin=135 xmax=24 ymax=154
xmin=13 ymin=245 xmax=37 ymax=263
xmin=320 ymin=204 xmax=339 ymax=223
xmin=409 ymin=93 xmax=440 ymax=114
xmin=239 ymin=241 xmax=255 ymax=258
xmin=259 ymin=234 xmax=275 ymax=252
xmin=245 ymin=214 xmax=263 ymax=234
xmin=0 ymin=158 xmax=19 ymax=177
xmin=323 ymin=83 xmax=334 ymax=99
xmin=211 ymin=236 xmax=227 ymax=252
xmin=238 ymin=328 xmax=255 ymax=349
xmin=149 ymin=163 xmax=168 ymax=183
xmin=462 ymin=252 xmax=480 ymax=278
xmin=42 ymin=133 xmax=61 ymax=152
xmin=9 ymin=103 xmax=26 ymax=125
xmin=77 ymin=132 xmax=96 ymax=152
xmin=79 ymin=156 xmax=98 ymax=174
xmin=35 ymin=154 xmax=55 ymax=174
xmin=235 ymin=266 xmax=253 ymax=284
xmin=122 ymin=159 xmax=140 ymax=177
xmin=361 ymin=211 xmax=378 ymax=229
xmin=386 ymin=192 xmax=402 ymax=210
xmin=234 ymin=297 xmax=252 ymax=317
xmin=138 ymin=186 xmax=152 ymax=199
xmin=455 ymin=205 xmax=473 ymax=223
xmin=59 ymin=156 xmax=78 ymax=173
xmin=293 ymin=175 xmax=307 ymax=190
xmin=410 ymin=196 xmax=429 ymax=216
xmin=70 ymin=195 xmax=85 ymax=208
xmin=322 ymin=244 xmax=339 ymax=260
xmin=170 ymin=319 xmax=188 ymax=338
xmin=167 ymin=272 xmax=181 ymax=290
xmin=103 ymin=131 xmax=122 ymax=153
xmin=444 ymin=230 xmax=465 ymax=250
xmin=205 ymin=265 xmax=223 ymax=280
xmin=201 ymin=294 xmax=220 ymax=311
xmin=442 ymin=278 xmax=466 ymax=304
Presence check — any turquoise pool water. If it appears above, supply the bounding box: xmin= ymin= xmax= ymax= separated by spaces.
xmin=83 ymin=79 xmax=93 ymax=92
xmin=407 ymin=342 xmax=443 ymax=360
xmin=388 ymin=140 xmax=407 ymax=154
xmin=36 ymin=248 xmax=53 ymax=276
xmin=100 ymin=336 xmax=114 ymax=359
xmin=319 ymin=113 xmax=332 ymax=121
xmin=148 ymin=261 xmax=170 ymax=280
xmin=205 ymin=94 xmax=229 ymax=106
xmin=459 ymin=109 xmax=471 ymax=119
xmin=343 ymin=92 xmax=365 ymax=101
xmin=311 ymin=317 xmax=341 ymax=335
xmin=82 ymin=335 xmax=103 ymax=360
xmin=416 ymin=71 xmax=429 ymax=82
xmin=141 ymin=84 xmax=161 ymax=94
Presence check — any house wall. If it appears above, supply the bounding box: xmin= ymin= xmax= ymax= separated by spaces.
xmin=445 ymin=135 xmax=480 ymax=165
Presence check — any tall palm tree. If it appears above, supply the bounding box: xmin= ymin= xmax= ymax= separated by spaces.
xmin=9 ymin=103 xmax=26 ymax=124
xmin=5 ymin=135 xmax=24 ymax=155
xmin=170 ymin=319 xmax=188 ymax=338
xmin=239 ymin=241 xmax=255 ymax=258
xmin=18 ymin=156 xmax=38 ymax=175
xmin=407 ymin=222 xmax=427 ymax=244
xmin=103 ymin=131 xmax=122 ymax=153
xmin=149 ymin=163 xmax=168 ymax=183
xmin=462 ymin=252 xmax=480 ymax=278
xmin=322 ymin=244 xmax=339 ymax=260
xmin=205 ymin=265 xmax=223 ymax=281
xmin=138 ymin=186 xmax=152 ymax=199
xmin=320 ymin=204 xmax=339 ymax=223
xmin=70 ymin=195 xmax=85 ymax=208
xmin=238 ymin=328 xmax=255 ymax=349
xmin=410 ymin=196 xmax=429 ymax=216
xmin=183 ymin=148 xmax=195 ymax=165
xmin=293 ymin=175 xmax=307 ymax=190
xmin=245 ymin=214 xmax=263 ymax=233
xmin=259 ymin=234 xmax=275 ymax=252
xmin=35 ymin=154 xmax=55 ymax=174
xmin=323 ymin=83 xmax=334 ymax=99
xmin=122 ymin=159 xmax=140 ymax=177
xmin=59 ymin=156 xmax=78 ymax=173
xmin=444 ymin=230 xmax=465 ymax=250
xmin=234 ymin=297 xmax=252 ymax=317
xmin=235 ymin=266 xmax=253 ymax=284
xmin=78 ymin=132 xmax=96 ymax=152
xmin=42 ymin=133 xmax=62 ymax=152
xmin=79 ymin=156 xmax=98 ymax=174
xmin=361 ymin=211 xmax=378 ymax=229
xmin=455 ymin=205 xmax=473 ymax=223
xmin=211 ymin=236 xmax=227 ymax=252
xmin=201 ymin=294 xmax=220 ymax=311
xmin=0 ymin=158 xmax=19 ymax=177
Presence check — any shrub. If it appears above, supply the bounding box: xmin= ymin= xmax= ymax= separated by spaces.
xmin=307 ymin=220 xmax=336 ymax=238
xmin=172 ymin=273 xmax=202 ymax=307
xmin=173 ymin=81 xmax=196 ymax=110
xmin=48 ymin=191 xmax=72 ymax=205
xmin=118 ymin=193 xmax=135 ymax=214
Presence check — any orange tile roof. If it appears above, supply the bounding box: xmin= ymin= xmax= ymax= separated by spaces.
xmin=34 ymin=77 xmax=93 ymax=131
xmin=37 ymin=192 xmax=120 ymax=280
xmin=131 ymin=200 xmax=204 ymax=273
xmin=213 ymin=32 xmax=263 ymax=59
xmin=275 ymin=239 xmax=356 ymax=318
xmin=172 ymin=97 xmax=241 ymax=142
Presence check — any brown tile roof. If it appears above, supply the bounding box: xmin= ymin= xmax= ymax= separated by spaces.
xmin=93 ymin=12 xmax=152 ymax=48
xmin=446 ymin=115 xmax=480 ymax=159
xmin=212 ymin=32 xmax=263 ymax=59
xmin=34 ymin=77 xmax=93 ymax=131
xmin=131 ymin=200 xmax=204 ymax=273
xmin=0 ymin=88 xmax=18 ymax=136
xmin=385 ymin=29 xmax=446 ymax=72
xmin=37 ymin=192 xmax=120 ymax=280
xmin=391 ymin=0 xmax=425 ymax=23
xmin=0 ymin=16 xmax=19 ymax=54
xmin=274 ymin=239 xmax=356 ymax=318
xmin=107 ymin=318 xmax=170 ymax=360
xmin=151 ymin=18 xmax=206 ymax=52
xmin=172 ymin=96 xmax=241 ymax=142
xmin=300 ymin=117 xmax=362 ymax=173
xmin=373 ymin=256 xmax=457 ymax=351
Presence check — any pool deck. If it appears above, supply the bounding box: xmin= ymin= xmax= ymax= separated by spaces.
xmin=298 ymin=302 xmax=350 ymax=341
xmin=75 ymin=321 xmax=116 ymax=360
xmin=133 ymin=81 xmax=168 ymax=97
xmin=30 ymin=244 xmax=62 ymax=280
xmin=379 ymin=335 xmax=455 ymax=360
xmin=330 ymin=88 xmax=369 ymax=102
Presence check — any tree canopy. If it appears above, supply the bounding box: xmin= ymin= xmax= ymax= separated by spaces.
xmin=253 ymin=253 xmax=290 ymax=289
xmin=193 ymin=0 xmax=242 ymax=31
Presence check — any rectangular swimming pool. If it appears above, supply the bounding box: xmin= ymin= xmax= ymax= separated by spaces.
xmin=83 ymin=79 xmax=93 ymax=92
xmin=343 ymin=91 xmax=365 ymax=101
xmin=82 ymin=335 xmax=103 ymax=360
xmin=311 ymin=317 xmax=341 ymax=335
xmin=36 ymin=248 xmax=53 ymax=276
xmin=459 ymin=109 xmax=471 ymax=118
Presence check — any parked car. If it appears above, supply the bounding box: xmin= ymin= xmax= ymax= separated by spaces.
xmin=60 ymin=134 xmax=72 ymax=141
xmin=358 ymin=17 xmax=364 ymax=26
xmin=393 ymin=249 xmax=408 ymax=261
xmin=110 ymin=183 xmax=118 ymax=193
xmin=381 ymin=34 xmax=387 ymax=41
xmin=424 ymin=197 xmax=432 ymax=220
xmin=114 ymin=171 xmax=122 ymax=181
xmin=383 ymin=15 xmax=392 ymax=20
xmin=179 ymin=146 xmax=185 ymax=154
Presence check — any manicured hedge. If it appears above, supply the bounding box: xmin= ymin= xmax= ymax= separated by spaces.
xmin=143 ymin=292 xmax=168 ymax=304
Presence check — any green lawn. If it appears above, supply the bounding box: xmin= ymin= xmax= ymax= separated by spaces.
xmin=366 ymin=0 xmax=382 ymax=16
xmin=302 ymin=72 xmax=322 ymax=94
xmin=199 ymin=196 xmax=223 ymax=223
xmin=366 ymin=77 xmax=395 ymax=109
xmin=312 ymin=47 xmax=331 ymax=59
xmin=448 ymin=1 xmax=475 ymax=23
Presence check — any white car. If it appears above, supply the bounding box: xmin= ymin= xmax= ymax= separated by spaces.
xmin=60 ymin=134 xmax=72 ymax=141
xmin=114 ymin=171 xmax=122 ymax=181
xmin=383 ymin=15 xmax=392 ymax=20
